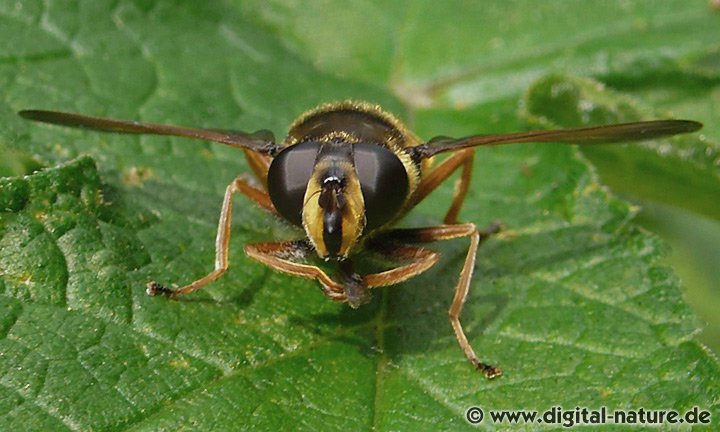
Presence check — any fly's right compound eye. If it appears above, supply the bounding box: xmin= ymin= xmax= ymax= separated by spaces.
xmin=267 ymin=141 xmax=322 ymax=226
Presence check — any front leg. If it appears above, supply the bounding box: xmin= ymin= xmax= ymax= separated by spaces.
xmin=244 ymin=243 xmax=372 ymax=308
xmin=338 ymin=260 xmax=370 ymax=309
xmin=244 ymin=239 xmax=439 ymax=312
xmin=244 ymin=240 xmax=346 ymax=302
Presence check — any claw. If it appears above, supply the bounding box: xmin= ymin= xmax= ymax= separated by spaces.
xmin=475 ymin=361 xmax=503 ymax=380
xmin=146 ymin=281 xmax=174 ymax=297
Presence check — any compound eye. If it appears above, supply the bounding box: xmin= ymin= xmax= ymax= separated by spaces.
xmin=353 ymin=142 xmax=408 ymax=229
xmin=267 ymin=141 xmax=321 ymax=226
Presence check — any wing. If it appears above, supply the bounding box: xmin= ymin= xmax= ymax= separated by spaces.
xmin=18 ymin=109 xmax=279 ymax=156
xmin=415 ymin=120 xmax=702 ymax=158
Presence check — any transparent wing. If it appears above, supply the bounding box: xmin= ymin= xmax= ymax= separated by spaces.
xmin=418 ymin=120 xmax=702 ymax=158
xmin=19 ymin=109 xmax=278 ymax=155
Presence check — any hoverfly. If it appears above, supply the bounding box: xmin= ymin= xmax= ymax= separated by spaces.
xmin=19 ymin=101 xmax=701 ymax=379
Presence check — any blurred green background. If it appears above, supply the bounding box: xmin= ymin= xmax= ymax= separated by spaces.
xmin=520 ymin=70 xmax=720 ymax=354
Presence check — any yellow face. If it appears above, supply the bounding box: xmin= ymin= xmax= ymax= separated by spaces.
xmin=301 ymin=156 xmax=366 ymax=260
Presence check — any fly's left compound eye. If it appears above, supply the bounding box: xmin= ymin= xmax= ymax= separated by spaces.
xmin=267 ymin=141 xmax=322 ymax=226
xmin=353 ymin=142 xmax=408 ymax=229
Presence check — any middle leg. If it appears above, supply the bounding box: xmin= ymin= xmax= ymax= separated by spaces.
xmin=374 ymin=222 xmax=502 ymax=378
xmin=147 ymin=176 xmax=277 ymax=297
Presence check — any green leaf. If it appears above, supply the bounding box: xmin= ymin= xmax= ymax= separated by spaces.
xmin=522 ymin=72 xmax=720 ymax=221
xmin=1 ymin=1 xmax=718 ymax=431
